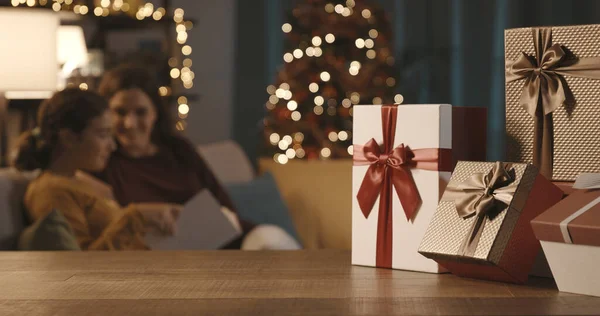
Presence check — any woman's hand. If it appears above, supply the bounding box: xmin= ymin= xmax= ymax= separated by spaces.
xmin=135 ymin=203 xmax=182 ymax=236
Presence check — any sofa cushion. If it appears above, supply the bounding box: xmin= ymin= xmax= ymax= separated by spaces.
xmin=0 ymin=168 xmax=39 ymax=250
xmin=18 ymin=209 xmax=81 ymax=251
xmin=225 ymin=172 xmax=300 ymax=243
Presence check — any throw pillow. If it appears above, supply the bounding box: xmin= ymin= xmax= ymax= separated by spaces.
xmin=18 ymin=209 xmax=81 ymax=251
xmin=225 ymin=172 xmax=301 ymax=244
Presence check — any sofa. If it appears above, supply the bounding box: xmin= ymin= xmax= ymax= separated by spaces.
xmin=0 ymin=140 xmax=352 ymax=250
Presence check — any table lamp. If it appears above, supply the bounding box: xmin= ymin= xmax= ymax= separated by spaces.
xmin=0 ymin=8 xmax=59 ymax=166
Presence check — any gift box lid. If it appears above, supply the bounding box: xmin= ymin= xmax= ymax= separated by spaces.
xmin=531 ymin=174 xmax=600 ymax=247
xmin=419 ymin=161 xmax=540 ymax=264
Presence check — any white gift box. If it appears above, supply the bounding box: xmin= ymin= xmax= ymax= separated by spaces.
xmin=351 ymin=104 xmax=486 ymax=272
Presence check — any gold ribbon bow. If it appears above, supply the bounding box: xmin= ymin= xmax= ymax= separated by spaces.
xmin=443 ymin=162 xmax=518 ymax=257
xmin=505 ymin=27 xmax=600 ymax=178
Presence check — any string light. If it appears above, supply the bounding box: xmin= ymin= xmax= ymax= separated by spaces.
xmin=314 ymin=106 xmax=324 ymax=115
xmin=283 ymin=53 xmax=294 ymax=63
xmin=328 ymin=131 xmax=338 ymax=142
xmin=347 ymin=145 xmax=354 ymax=155
xmin=294 ymin=132 xmax=304 ymax=142
xmin=296 ymin=148 xmax=306 ymax=158
xmin=287 ymin=100 xmax=298 ymax=111
xmin=372 ymin=97 xmax=382 ymax=104
xmin=386 ymin=77 xmax=396 ymax=87
xmin=277 ymin=154 xmax=289 ymax=164
xmin=338 ymin=131 xmax=349 ymax=141
xmin=324 ymin=3 xmax=334 ymax=13
xmin=282 ymin=23 xmax=292 ymax=33
xmin=306 ymin=47 xmax=315 ymax=57
xmin=321 ymin=148 xmax=332 ymax=158
xmin=178 ymin=104 xmax=189 ymax=115
xmin=283 ymin=135 xmax=293 ymax=144
xmin=79 ymin=83 xmax=88 ymax=90
xmin=320 ymin=71 xmax=331 ymax=82
xmin=365 ymin=39 xmax=374 ymax=48
xmin=268 ymin=95 xmax=279 ymax=104
xmin=325 ymin=33 xmax=335 ymax=43
xmin=314 ymin=96 xmax=324 ymax=106
xmin=355 ymin=38 xmax=365 ymax=49
xmin=394 ymin=94 xmax=404 ymax=104
xmin=312 ymin=36 xmax=322 ymax=46
xmin=362 ymin=9 xmax=372 ymax=19
xmin=278 ymin=140 xmax=289 ymax=150
xmin=293 ymin=49 xmax=303 ymax=59
xmin=369 ymin=29 xmax=379 ymax=38
xmin=291 ymin=111 xmax=301 ymax=121
xmin=367 ymin=49 xmax=376 ymax=59
xmin=314 ymin=47 xmax=323 ymax=57
xmin=309 ymin=83 xmax=319 ymax=93
xmin=286 ymin=148 xmax=296 ymax=159
xmin=334 ymin=4 xmax=344 ymax=14
xmin=270 ymin=133 xmax=281 ymax=145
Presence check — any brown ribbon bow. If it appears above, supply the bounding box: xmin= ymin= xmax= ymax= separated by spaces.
xmin=443 ymin=162 xmax=518 ymax=257
xmin=506 ymin=27 xmax=600 ymax=178
xmin=353 ymin=104 xmax=452 ymax=268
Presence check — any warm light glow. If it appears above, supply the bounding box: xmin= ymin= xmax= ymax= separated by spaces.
xmin=283 ymin=135 xmax=293 ymax=145
xmin=287 ymin=100 xmax=298 ymax=111
xmin=282 ymin=23 xmax=292 ymax=33
xmin=324 ymin=3 xmax=334 ymax=13
xmin=182 ymin=45 xmax=192 ymax=55
xmin=394 ymin=94 xmax=404 ymax=104
xmin=278 ymin=140 xmax=289 ymax=150
xmin=153 ymin=11 xmax=163 ymax=20
xmin=286 ymin=148 xmax=296 ymax=159
xmin=283 ymin=52 xmax=294 ymax=63
xmin=291 ymin=111 xmax=301 ymax=121
xmin=372 ymin=97 xmax=382 ymax=104
xmin=178 ymin=104 xmax=189 ymax=115
xmin=327 ymin=106 xmax=336 ymax=116
xmin=321 ymin=148 xmax=332 ymax=158
xmin=269 ymin=95 xmax=279 ymax=104
xmin=294 ymin=132 xmax=304 ymax=143
xmin=80 ymin=5 xmax=88 ymax=14
xmin=338 ymin=131 xmax=349 ymax=141
xmin=174 ymin=8 xmax=184 ymax=17
xmin=346 ymin=0 xmax=355 ymax=8
xmin=100 ymin=0 xmax=110 ymax=7
xmin=177 ymin=25 xmax=186 ymax=33
xmin=314 ymin=96 xmax=324 ymax=106
xmin=314 ymin=47 xmax=323 ymax=57
xmin=178 ymin=96 xmax=188 ymax=104
xmin=183 ymin=81 xmax=193 ymax=89
xmin=296 ymin=148 xmax=306 ymax=158
xmin=309 ymin=82 xmax=319 ymax=93
xmin=342 ymin=98 xmax=352 ymax=108
xmin=185 ymin=21 xmax=193 ymax=30
xmin=79 ymin=83 xmax=88 ymax=90
xmin=349 ymin=67 xmax=359 ymax=76
xmin=277 ymin=154 xmax=289 ymax=164
xmin=314 ymin=106 xmax=324 ymax=115
xmin=355 ymin=38 xmax=365 ymax=49
xmin=280 ymin=82 xmax=290 ymax=90
xmin=183 ymin=58 xmax=193 ymax=67
xmin=386 ymin=77 xmax=396 ymax=87
xmin=328 ymin=131 xmax=338 ymax=142
xmin=267 ymin=85 xmax=276 ymax=94
xmin=348 ymin=145 xmax=354 ymax=155
xmin=367 ymin=49 xmax=376 ymax=59
xmin=94 ymin=7 xmax=103 ymax=16
xmin=306 ymin=47 xmax=315 ymax=57
xmin=323 ymin=34 xmax=335 ymax=45
xmin=312 ymin=36 xmax=322 ymax=46
xmin=176 ymin=120 xmax=186 ymax=131
xmin=362 ymin=9 xmax=372 ymax=19
xmin=369 ymin=29 xmax=379 ymax=39
xmin=11 ymin=0 xmax=19 ymax=7
xmin=53 ymin=3 xmax=61 ymax=11
xmin=320 ymin=71 xmax=330 ymax=82
xmin=158 ymin=86 xmax=168 ymax=96
xmin=177 ymin=32 xmax=188 ymax=44
xmin=170 ymin=68 xmax=181 ymax=79
xmin=365 ymin=39 xmax=374 ymax=48
xmin=266 ymin=101 xmax=276 ymax=110
xmin=350 ymin=92 xmax=360 ymax=104
xmin=26 ymin=0 xmax=35 ymax=7
xmin=275 ymin=88 xmax=285 ymax=98
xmin=270 ymin=133 xmax=280 ymax=145
xmin=168 ymin=58 xmax=178 ymax=67
xmin=283 ymin=90 xmax=292 ymax=100
xmin=293 ymin=49 xmax=303 ymax=59
xmin=121 ymin=3 xmax=130 ymax=11
xmin=334 ymin=4 xmax=344 ymax=14
xmin=342 ymin=7 xmax=351 ymax=17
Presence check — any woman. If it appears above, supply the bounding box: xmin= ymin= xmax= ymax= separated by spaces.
xmin=14 ymin=88 xmax=181 ymax=250
xmin=96 ymin=64 xmax=299 ymax=250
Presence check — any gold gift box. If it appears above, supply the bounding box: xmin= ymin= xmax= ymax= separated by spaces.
xmin=505 ymin=25 xmax=600 ymax=181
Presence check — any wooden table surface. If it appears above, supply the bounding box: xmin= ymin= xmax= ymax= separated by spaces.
xmin=0 ymin=250 xmax=599 ymax=315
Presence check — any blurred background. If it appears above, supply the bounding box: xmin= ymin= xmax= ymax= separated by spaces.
xmin=2 ymin=0 xmax=600 ymax=249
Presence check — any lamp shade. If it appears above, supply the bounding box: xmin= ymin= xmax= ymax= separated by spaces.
xmin=57 ymin=25 xmax=88 ymax=69
xmin=0 ymin=8 xmax=59 ymax=96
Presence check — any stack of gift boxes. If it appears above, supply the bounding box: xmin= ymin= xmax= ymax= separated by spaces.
xmin=351 ymin=25 xmax=600 ymax=297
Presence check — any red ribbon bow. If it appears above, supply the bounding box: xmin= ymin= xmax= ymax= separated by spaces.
xmin=353 ymin=104 xmax=452 ymax=268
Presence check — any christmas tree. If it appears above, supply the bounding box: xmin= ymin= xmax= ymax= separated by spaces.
xmin=262 ymin=0 xmax=400 ymax=164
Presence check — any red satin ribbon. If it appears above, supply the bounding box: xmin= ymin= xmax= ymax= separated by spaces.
xmin=353 ymin=104 xmax=453 ymax=268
